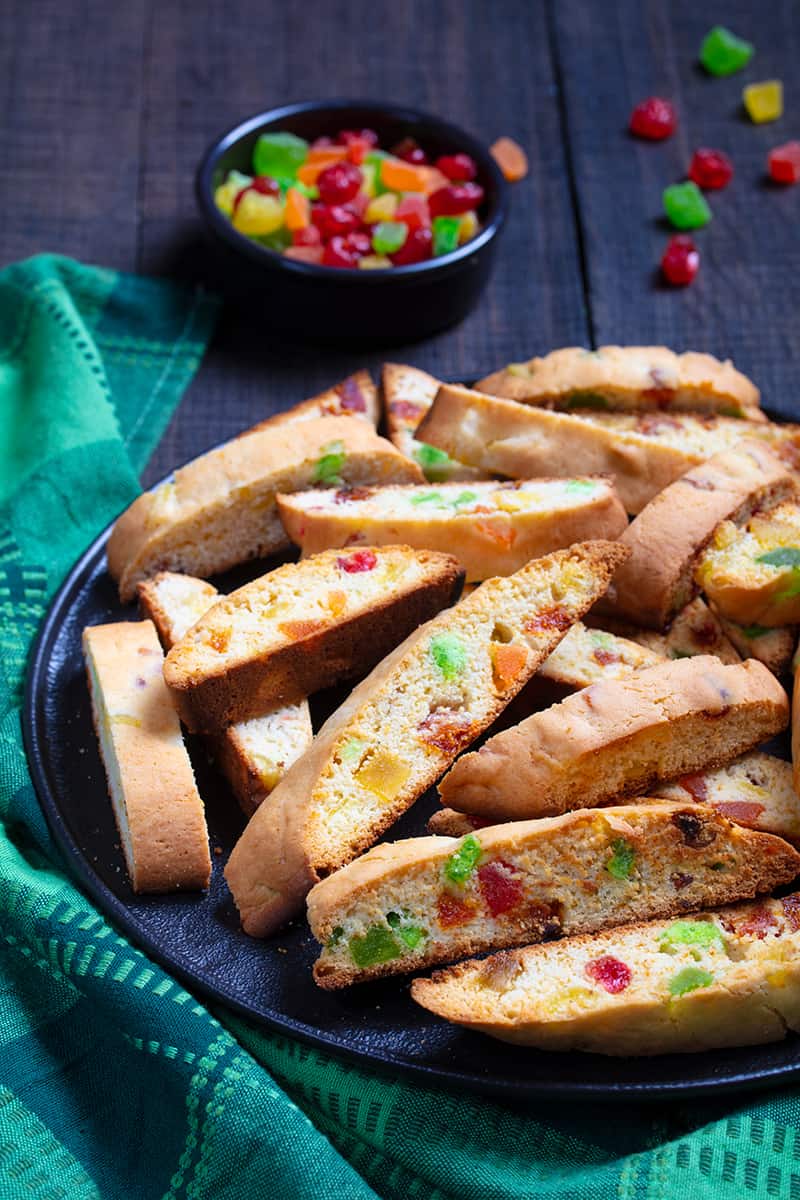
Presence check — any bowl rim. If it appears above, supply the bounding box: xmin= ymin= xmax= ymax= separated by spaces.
xmin=195 ymin=98 xmax=510 ymax=281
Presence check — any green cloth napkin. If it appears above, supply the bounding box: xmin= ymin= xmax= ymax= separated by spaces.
xmin=2 ymin=254 xmax=800 ymax=1200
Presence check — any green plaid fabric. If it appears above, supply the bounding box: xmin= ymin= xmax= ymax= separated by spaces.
xmin=2 ymin=254 xmax=800 ymax=1200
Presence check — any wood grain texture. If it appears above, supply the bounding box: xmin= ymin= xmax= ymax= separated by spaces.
xmin=553 ymin=0 xmax=800 ymax=417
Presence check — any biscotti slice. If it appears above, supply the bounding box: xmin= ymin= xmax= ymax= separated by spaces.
xmin=694 ymin=500 xmax=800 ymax=627
xmin=244 ymin=370 xmax=380 ymax=434
xmin=82 ymin=621 xmax=211 ymax=893
xmin=438 ymin=656 xmax=789 ymax=821
xmin=107 ymin=415 xmax=423 ymax=602
xmin=602 ymin=441 xmax=797 ymax=629
xmin=277 ymin=478 xmax=627 ymax=581
xmin=711 ymin=608 xmax=796 ymax=675
xmin=138 ymin=572 xmax=312 ymax=814
xmin=416 ymin=383 xmax=724 ymax=515
xmin=538 ymin=622 xmax=663 ymax=690
xmin=164 ymin=546 xmax=464 ymax=731
xmin=307 ymin=801 xmax=800 ymax=987
xmin=431 ymin=752 xmax=800 ymax=845
xmin=224 ymin=540 xmax=629 ymax=936
xmin=590 ymin=597 xmax=741 ymax=665
xmin=411 ymin=893 xmax=800 ymax=1055
xmin=382 ymin=363 xmax=484 ymax=482
xmin=476 ymin=346 xmax=763 ymax=421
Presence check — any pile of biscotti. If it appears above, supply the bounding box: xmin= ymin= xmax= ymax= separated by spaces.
xmin=84 ymin=348 xmax=800 ymax=1059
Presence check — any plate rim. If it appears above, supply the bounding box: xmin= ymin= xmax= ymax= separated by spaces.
xmin=21 ymin=417 xmax=800 ymax=1102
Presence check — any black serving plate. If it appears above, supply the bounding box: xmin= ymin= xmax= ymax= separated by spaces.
xmin=23 ymin=444 xmax=800 ymax=1102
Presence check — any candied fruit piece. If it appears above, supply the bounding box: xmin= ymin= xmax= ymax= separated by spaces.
xmin=458 ymin=210 xmax=480 ymax=244
xmin=349 ymin=924 xmax=401 ymax=968
xmin=661 ymin=235 xmax=700 ymax=286
xmin=478 ymin=860 xmax=523 ymax=916
xmin=417 ymin=707 xmax=475 ymax=755
xmin=490 ymin=136 xmax=529 ymax=181
xmin=629 ymin=97 xmax=676 ymax=140
xmin=490 ymin=642 xmax=528 ymax=692
xmin=253 ymin=131 xmax=308 ymax=182
xmin=284 ymin=245 xmax=323 ymax=265
xmin=318 ymin=161 xmax=362 ymax=204
xmin=365 ymin=192 xmax=398 ymax=223
xmin=214 ymin=170 xmax=253 ymax=215
xmin=524 ymin=606 xmax=572 ymax=635
xmin=429 ymin=632 xmax=468 ymax=679
xmin=278 ymin=618 xmax=327 ymax=639
xmin=756 ymin=546 xmax=800 ymax=568
xmin=380 ymin=157 xmax=431 ymax=193
xmin=700 ymin=26 xmax=754 ymax=76
xmin=585 ymin=955 xmax=632 ymax=994
xmin=689 ymin=148 xmax=733 ymax=190
xmin=326 ymin=589 xmax=347 ymax=618
xmin=743 ymin=81 xmax=783 ymax=124
xmin=436 ymin=153 xmax=478 ymax=182
xmin=444 ymin=834 xmax=483 ymax=885
xmin=668 ymin=966 xmax=714 ymax=997
xmin=392 ymin=137 xmax=429 ymax=165
xmin=284 ymin=186 xmax=310 ymax=231
xmin=339 ymin=736 xmax=366 ymax=764
xmin=372 ymin=221 xmax=408 ymax=255
xmin=769 ymin=142 xmax=800 ymax=184
xmin=355 ymin=750 xmax=411 ymax=802
xmin=429 ymin=182 xmax=484 ymax=217
xmin=659 ymin=920 xmax=724 ymax=953
xmin=736 ymin=904 xmax=778 ymax=939
xmin=605 ymin=837 xmax=636 ymax=880
xmin=395 ymin=194 xmax=431 ymax=231
xmin=232 ymin=191 xmax=284 ymax=236
xmin=432 ymin=216 xmax=461 ymax=257
xmin=437 ymin=891 xmax=477 ymax=929
xmin=413 ymin=442 xmax=453 ymax=479
xmin=390 ymin=226 xmax=433 ymax=265
xmin=712 ymin=800 xmax=764 ymax=825
xmin=312 ymin=439 xmax=347 ymax=484
xmin=337 ymin=549 xmax=377 ymax=573
xmin=663 ymin=182 xmax=711 ymax=230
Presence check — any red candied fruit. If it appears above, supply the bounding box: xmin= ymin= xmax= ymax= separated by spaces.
xmin=593 ymin=647 xmax=621 ymax=666
xmin=311 ymin=203 xmax=363 ymax=240
xmin=429 ymin=182 xmax=485 ymax=217
xmin=337 ymin=128 xmax=379 ymax=148
xmin=769 ymin=142 xmax=800 ymax=185
xmin=390 ymin=226 xmax=433 ymax=265
xmin=322 ymin=235 xmax=362 ymax=268
xmin=292 ymin=225 xmax=322 ymax=247
xmin=337 ymin=549 xmax=378 ymax=573
xmin=393 ymin=137 xmax=429 ymax=165
xmin=436 ymin=153 xmax=478 ymax=182
xmin=629 ymin=96 xmax=677 ymax=140
xmin=477 ymin=860 xmax=523 ymax=916
xmin=661 ymin=235 xmax=699 ymax=286
xmin=585 ymin=955 xmax=632 ymax=994
xmin=336 ymin=377 xmax=366 ymax=412
xmin=233 ymin=174 xmax=281 ymax=213
xmin=317 ymin=161 xmax=362 ymax=205
xmin=688 ymin=148 xmax=733 ymax=190
xmin=395 ymin=194 xmax=431 ymax=232
xmin=678 ymin=772 xmax=708 ymax=803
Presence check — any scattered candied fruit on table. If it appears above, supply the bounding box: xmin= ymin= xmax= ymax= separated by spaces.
xmin=700 ymin=26 xmax=754 ymax=76
xmin=743 ymin=80 xmax=784 ymax=124
xmin=490 ymin=136 xmax=528 ymax=182
xmin=663 ymin=181 xmax=712 ymax=230
xmin=768 ymin=142 xmax=800 ymax=185
xmin=214 ymin=125 xmax=488 ymax=268
xmin=688 ymin=148 xmax=733 ymax=190
xmin=661 ymin=236 xmax=700 ymax=287
xmin=629 ymin=97 xmax=677 ymax=141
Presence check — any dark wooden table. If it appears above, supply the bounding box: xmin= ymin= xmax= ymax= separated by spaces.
xmin=3 ymin=0 xmax=798 ymax=485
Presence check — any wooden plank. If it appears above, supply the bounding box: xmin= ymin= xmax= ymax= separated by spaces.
xmin=553 ymin=0 xmax=800 ymax=418
xmin=137 ymin=0 xmax=589 ymax=483
xmin=0 ymin=1 xmax=147 ymax=270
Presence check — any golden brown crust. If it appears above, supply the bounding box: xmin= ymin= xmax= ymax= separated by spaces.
xmin=415 ymin=384 xmax=711 ymax=514
xmin=163 ymin=548 xmax=465 ymax=731
xmin=476 ymin=346 xmax=763 ymax=420
xmin=438 ymin=657 xmax=789 ymax=821
xmin=603 ymin=441 xmax=797 ymax=629
xmin=225 ymin=540 xmax=629 ymax=936
xmin=82 ymin=620 xmax=211 ymax=893
xmin=107 ymin=416 xmax=423 ymax=602
xmin=308 ymin=802 xmax=800 ymax=988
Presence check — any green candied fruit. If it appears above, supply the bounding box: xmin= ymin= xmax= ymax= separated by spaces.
xmin=413 ymin=443 xmax=453 ymax=480
xmin=430 ymin=632 xmax=468 ymax=680
xmin=443 ymin=834 xmax=483 ymax=885
xmin=700 ymin=26 xmax=754 ymax=76
xmin=606 ymin=838 xmax=636 ymax=880
xmin=385 ymin=911 xmax=427 ymax=949
xmin=313 ymin=439 xmax=347 ymax=486
xmin=663 ymin=182 xmax=712 ymax=231
xmin=255 ymin=227 xmax=292 ymax=252
xmin=339 ymin=736 xmax=367 ymax=764
xmin=451 ymin=490 xmax=478 ymax=508
xmin=372 ymin=221 xmax=408 ymax=255
xmin=756 ymin=547 xmax=800 ymax=569
xmin=659 ymin=920 xmax=724 ymax=955
xmin=564 ymin=391 xmax=609 ymax=410
xmin=565 ymin=479 xmax=597 ymax=494
xmin=410 ymin=490 xmax=445 ymax=506
xmin=740 ymin=624 xmax=771 ymax=640
xmin=719 ymin=404 xmax=743 ymax=418
xmin=668 ymin=966 xmax=715 ymax=997
xmin=253 ymin=131 xmax=309 ymax=182
xmin=432 ymin=216 xmax=461 ymax=257
xmin=326 ymin=925 xmax=344 ymax=949
xmin=349 ymin=924 xmax=402 ymax=968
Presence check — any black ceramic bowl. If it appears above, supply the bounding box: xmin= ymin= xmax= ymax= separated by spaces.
xmin=195 ymin=99 xmax=509 ymax=344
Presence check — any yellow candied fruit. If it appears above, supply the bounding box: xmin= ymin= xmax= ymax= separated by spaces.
xmin=365 ymin=193 xmax=398 ymax=223
xmin=111 ymin=714 xmax=142 ymax=728
xmin=358 ymin=255 xmax=393 ymax=270
xmin=233 ymin=191 xmax=284 ymax=236
xmin=360 ymin=162 xmax=377 ymax=199
xmin=326 ymin=589 xmax=348 ymax=618
xmin=493 ymin=489 xmax=536 ymax=513
xmin=540 ymin=985 xmax=595 ymax=1015
xmin=355 ymin=749 xmax=411 ymax=802
xmin=506 ymin=363 xmax=532 ymax=378
xmin=767 ymin=968 xmax=789 ymax=988
xmin=458 ymin=210 xmax=479 ymax=245
xmin=251 ymin=754 xmax=281 ymax=792
xmin=213 ymin=171 xmax=252 ymax=216
xmin=743 ymin=80 xmax=783 ymax=124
